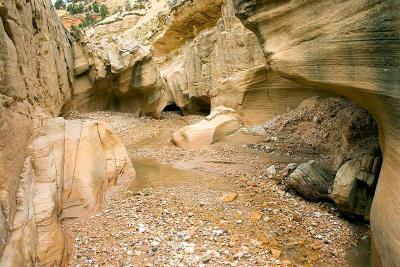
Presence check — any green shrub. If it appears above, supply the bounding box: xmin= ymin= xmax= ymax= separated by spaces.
xmin=78 ymin=13 xmax=96 ymax=28
xmin=92 ymin=1 xmax=100 ymax=13
xmin=54 ymin=0 xmax=66 ymax=10
xmin=66 ymin=3 xmax=84 ymax=15
xmin=99 ymin=4 xmax=109 ymax=19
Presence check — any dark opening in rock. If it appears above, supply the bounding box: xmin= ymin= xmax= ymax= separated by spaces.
xmin=186 ymin=96 xmax=211 ymax=116
xmin=162 ymin=102 xmax=183 ymax=115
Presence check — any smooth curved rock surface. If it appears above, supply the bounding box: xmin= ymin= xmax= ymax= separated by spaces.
xmin=0 ymin=0 xmax=74 ymax=261
xmin=0 ymin=118 xmax=135 ymax=266
xmin=233 ymin=0 xmax=400 ymax=265
xmin=172 ymin=106 xmax=242 ymax=150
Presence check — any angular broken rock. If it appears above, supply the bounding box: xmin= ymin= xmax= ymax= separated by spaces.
xmin=250 ymin=211 xmax=263 ymax=222
xmin=286 ymin=160 xmax=335 ymax=201
xmin=270 ymin=248 xmax=282 ymax=259
xmin=267 ymin=165 xmax=277 ymax=178
xmin=0 ymin=118 xmax=135 ymax=266
xmin=331 ymin=154 xmax=381 ymax=220
xmin=282 ymin=163 xmax=298 ymax=177
xmin=222 ymin=193 xmax=238 ymax=203
xmin=171 ymin=106 xmax=242 ymax=150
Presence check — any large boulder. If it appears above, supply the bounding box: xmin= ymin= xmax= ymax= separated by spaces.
xmin=331 ymin=154 xmax=382 ymax=220
xmin=171 ymin=106 xmax=242 ymax=150
xmin=286 ymin=160 xmax=335 ymax=201
xmin=0 ymin=118 xmax=135 ymax=266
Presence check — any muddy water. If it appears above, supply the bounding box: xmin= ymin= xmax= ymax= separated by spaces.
xmin=129 ymin=158 xmax=203 ymax=192
xmin=346 ymin=237 xmax=371 ymax=267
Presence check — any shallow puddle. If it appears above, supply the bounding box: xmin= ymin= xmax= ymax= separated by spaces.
xmin=346 ymin=237 xmax=371 ymax=267
xmin=129 ymin=158 xmax=203 ymax=192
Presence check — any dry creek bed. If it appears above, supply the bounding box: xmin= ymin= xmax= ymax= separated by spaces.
xmin=63 ymin=111 xmax=371 ymax=267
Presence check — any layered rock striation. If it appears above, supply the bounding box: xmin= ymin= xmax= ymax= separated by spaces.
xmin=0 ymin=118 xmax=135 ymax=266
xmin=64 ymin=0 xmax=331 ymax=124
xmin=0 ymin=0 xmax=74 ymax=261
xmin=233 ymin=0 xmax=400 ymax=265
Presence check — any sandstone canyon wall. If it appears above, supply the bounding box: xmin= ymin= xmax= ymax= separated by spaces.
xmin=0 ymin=0 xmax=74 ymax=262
xmin=64 ymin=0 xmax=331 ymax=125
xmin=0 ymin=118 xmax=134 ymax=266
xmin=233 ymin=0 xmax=400 ymax=265
xmin=1 ymin=1 xmax=137 ymax=265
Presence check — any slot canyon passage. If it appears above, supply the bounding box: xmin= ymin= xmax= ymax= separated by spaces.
xmin=0 ymin=0 xmax=399 ymax=266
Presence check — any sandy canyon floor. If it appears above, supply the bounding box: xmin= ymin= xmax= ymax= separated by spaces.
xmin=63 ymin=111 xmax=370 ymax=267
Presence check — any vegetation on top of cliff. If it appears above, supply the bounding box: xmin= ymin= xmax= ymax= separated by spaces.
xmin=54 ymin=0 xmax=66 ymax=9
xmin=54 ymin=0 xmax=111 ymax=29
xmin=66 ymin=3 xmax=84 ymax=15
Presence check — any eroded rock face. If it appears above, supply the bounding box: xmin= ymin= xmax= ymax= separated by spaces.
xmin=286 ymin=160 xmax=335 ymax=201
xmin=331 ymin=154 xmax=381 ymax=221
xmin=0 ymin=0 xmax=74 ymax=260
xmin=0 ymin=118 xmax=135 ymax=266
xmin=233 ymin=0 xmax=400 ymax=264
xmin=64 ymin=0 xmax=328 ymax=125
xmin=172 ymin=106 xmax=242 ymax=150
xmin=159 ymin=0 xmax=266 ymax=118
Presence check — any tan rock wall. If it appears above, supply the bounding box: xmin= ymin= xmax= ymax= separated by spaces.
xmin=159 ymin=0 xmax=330 ymax=124
xmin=0 ymin=118 xmax=135 ymax=266
xmin=66 ymin=0 xmax=331 ymax=125
xmin=0 ymin=0 xmax=74 ymax=260
xmin=233 ymin=0 xmax=400 ymax=265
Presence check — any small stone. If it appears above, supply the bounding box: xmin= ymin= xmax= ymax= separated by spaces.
xmin=314 ymin=211 xmax=322 ymax=218
xmin=313 ymin=116 xmax=321 ymax=124
xmin=86 ymin=257 xmax=93 ymax=264
xmin=270 ymin=248 xmax=282 ymax=259
xmin=200 ymin=252 xmax=213 ymax=263
xmin=314 ymin=234 xmax=323 ymax=240
xmin=292 ymin=213 xmax=302 ymax=222
xmin=250 ymin=211 xmax=263 ymax=222
xmin=267 ymin=165 xmax=277 ymax=177
xmin=271 ymin=136 xmax=279 ymax=142
xmin=138 ymin=223 xmax=146 ymax=233
xmin=182 ymin=242 xmax=195 ymax=254
xmin=222 ymin=193 xmax=238 ymax=203
xmin=282 ymin=259 xmax=293 ymax=266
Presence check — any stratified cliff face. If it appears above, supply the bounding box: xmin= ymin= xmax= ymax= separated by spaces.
xmin=159 ymin=0 xmax=330 ymax=124
xmin=233 ymin=0 xmax=400 ymax=265
xmin=158 ymin=0 xmax=268 ymax=119
xmin=65 ymin=0 xmax=330 ymax=124
xmin=0 ymin=0 xmax=74 ymax=260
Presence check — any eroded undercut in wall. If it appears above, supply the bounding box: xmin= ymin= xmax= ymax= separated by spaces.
xmin=260 ymin=95 xmax=382 ymax=222
xmin=184 ymin=96 xmax=211 ymax=116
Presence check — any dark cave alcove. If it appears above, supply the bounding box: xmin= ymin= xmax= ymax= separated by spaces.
xmin=162 ymin=102 xmax=183 ymax=115
xmin=186 ymin=96 xmax=211 ymax=116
